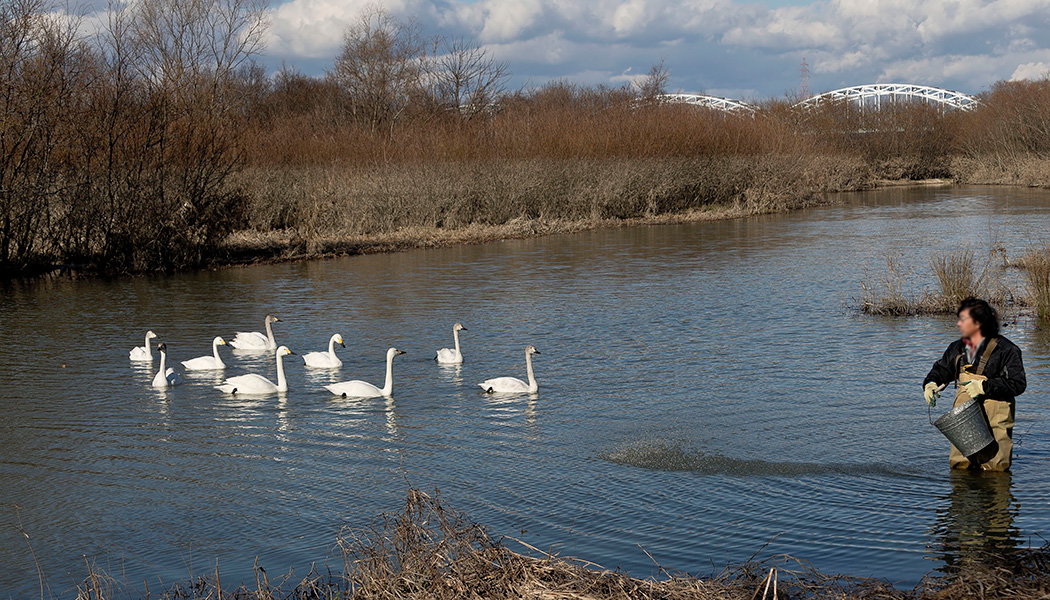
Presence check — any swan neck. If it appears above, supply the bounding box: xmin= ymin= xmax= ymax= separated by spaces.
xmin=453 ymin=329 xmax=461 ymax=353
xmin=382 ymin=353 xmax=394 ymax=395
xmin=158 ymin=350 xmax=167 ymax=375
xmin=275 ymin=352 xmax=288 ymax=391
xmin=329 ymin=337 xmax=337 ymax=356
xmin=213 ymin=339 xmax=221 ymax=360
xmin=145 ymin=335 xmax=153 ymax=359
xmin=265 ymin=320 xmax=275 ymax=346
xmin=525 ymin=352 xmax=537 ymax=392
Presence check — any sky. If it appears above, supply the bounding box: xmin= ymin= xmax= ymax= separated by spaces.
xmin=83 ymin=0 xmax=1050 ymax=100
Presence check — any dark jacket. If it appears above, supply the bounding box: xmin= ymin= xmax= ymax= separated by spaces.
xmin=924 ymin=336 xmax=1027 ymax=402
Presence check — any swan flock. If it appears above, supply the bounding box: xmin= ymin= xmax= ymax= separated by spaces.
xmin=129 ymin=319 xmax=541 ymax=398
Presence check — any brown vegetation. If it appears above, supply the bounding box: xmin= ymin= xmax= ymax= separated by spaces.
xmin=71 ymin=489 xmax=1050 ymax=600
xmin=857 ymin=248 xmax=1016 ymax=316
xmin=0 ymin=0 xmax=265 ymax=275
xmin=5 ymin=3 xmax=1050 ymax=277
xmin=1019 ymin=246 xmax=1050 ymax=320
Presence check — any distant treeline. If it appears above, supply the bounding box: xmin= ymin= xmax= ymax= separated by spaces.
xmin=4 ymin=0 xmax=1050 ymax=276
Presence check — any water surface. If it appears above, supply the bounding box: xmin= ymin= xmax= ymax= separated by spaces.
xmin=2 ymin=185 xmax=1050 ymax=597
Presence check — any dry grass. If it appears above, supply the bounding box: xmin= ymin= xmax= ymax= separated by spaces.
xmin=68 ymin=489 xmax=1050 ymax=600
xmin=931 ymin=249 xmax=991 ymax=312
xmin=220 ymin=155 xmax=871 ymax=263
xmin=221 ymin=207 xmax=747 ymax=265
xmin=857 ymin=253 xmax=937 ymax=316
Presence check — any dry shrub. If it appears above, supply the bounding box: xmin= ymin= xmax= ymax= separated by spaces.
xmin=337 ymin=489 xmax=521 ymax=599
xmin=962 ymin=78 xmax=1050 ymax=159
xmin=1019 ymin=246 xmax=1050 ymax=320
xmin=804 ymin=100 xmax=960 ymax=179
xmin=0 ymin=0 xmax=263 ymax=276
xmin=950 ymin=154 xmax=1050 ymax=187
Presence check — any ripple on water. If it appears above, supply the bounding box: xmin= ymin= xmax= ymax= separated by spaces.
xmin=3 ymin=186 xmax=1050 ymax=596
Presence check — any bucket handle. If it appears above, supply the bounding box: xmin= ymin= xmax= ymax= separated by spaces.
xmin=928 ymin=384 xmax=949 ymax=425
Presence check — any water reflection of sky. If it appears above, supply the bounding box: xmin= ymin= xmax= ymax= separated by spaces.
xmin=2 ymin=186 xmax=1050 ymax=596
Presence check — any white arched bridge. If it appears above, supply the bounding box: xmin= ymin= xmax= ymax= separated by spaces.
xmin=656 ymin=93 xmax=757 ymax=114
xmin=658 ymin=83 xmax=980 ymax=114
xmin=795 ymin=83 xmax=980 ymax=111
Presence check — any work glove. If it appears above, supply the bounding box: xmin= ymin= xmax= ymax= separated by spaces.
xmin=960 ymin=379 xmax=985 ymax=399
xmin=923 ymin=382 xmax=941 ymax=407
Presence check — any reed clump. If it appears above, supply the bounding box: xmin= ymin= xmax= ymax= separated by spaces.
xmin=857 ymin=248 xmax=1010 ymax=316
xmin=857 ymin=253 xmax=936 ymax=316
xmin=69 ymin=488 xmax=1050 ymax=600
xmin=931 ymin=249 xmax=991 ymax=312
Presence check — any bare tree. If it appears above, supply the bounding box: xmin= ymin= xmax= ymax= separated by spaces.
xmin=331 ymin=6 xmax=426 ymax=133
xmin=426 ymin=36 xmax=509 ymax=118
xmin=0 ymin=0 xmax=83 ymax=270
xmin=132 ymin=0 xmax=269 ymax=103
xmin=636 ymin=59 xmax=670 ymax=103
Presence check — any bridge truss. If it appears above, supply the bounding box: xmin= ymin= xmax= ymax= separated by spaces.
xmin=656 ymin=93 xmax=757 ymax=115
xmin=794 ymin=83 xmax=980 ymax=111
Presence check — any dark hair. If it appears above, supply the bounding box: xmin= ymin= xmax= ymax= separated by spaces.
xmin=958 ymin=297 xmax=1000 ymax=338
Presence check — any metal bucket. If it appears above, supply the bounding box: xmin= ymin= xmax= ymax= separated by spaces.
xmin=933 ymin=399 xmax=995 ymax=456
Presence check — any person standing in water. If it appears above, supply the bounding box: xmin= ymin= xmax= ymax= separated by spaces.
xmin=923 ymin=298 xmax=1027 ymax=471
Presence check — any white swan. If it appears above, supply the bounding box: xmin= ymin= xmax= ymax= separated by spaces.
xmin=229 ymin=315 xmax=280 ymax=350
xmin=303 ymin=333 xmax=345 ymax=368
xmin=181 ymin=337 xmax=227 ymax=371
xmin=217 ymin=346 xmax=295 ymax=395
xmin=326 ymin=348 xmax=405 ymax=398
xmin=435 ymin=323 xmax=467 ymax=364
xmin=129 ymin=330 xmax=159 ymax=361
xmin=151 ymin=343 xmax=182 ymax=388
xmin=479 ymin=345 xmax=540 ymax=394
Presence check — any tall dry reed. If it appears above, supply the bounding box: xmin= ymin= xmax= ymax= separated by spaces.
xmin=932 ymin=249 xmax=988 ymax=311
xmin=1020 ymin=246 xmax=1050 ymax=320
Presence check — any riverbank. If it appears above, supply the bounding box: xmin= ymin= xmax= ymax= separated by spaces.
xmin=215 ymin=155 xmax=902 ymax=269
xmin=72 ymin=489 xmax=1050 ymax=600
xmin=7 ymin=154 xmax=1048 ymax=280
xmin=131 ymin=155 xmax=1050 ymax=274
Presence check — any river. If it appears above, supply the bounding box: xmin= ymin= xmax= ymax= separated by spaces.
xmin=2 ymin=185 xmax=1049 ymax=597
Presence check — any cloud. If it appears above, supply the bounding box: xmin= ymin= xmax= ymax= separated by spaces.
xmin=475 ymin=0 xmax=549 ymax=42
xmin=1011 ymin=61 xmax=1050 ymax=81
xmin=221 ymin=0 xmax=1050 ymax=97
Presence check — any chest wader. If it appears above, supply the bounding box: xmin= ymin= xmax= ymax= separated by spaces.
xmin=948 ymin=338 xmax=1015 ymax=471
